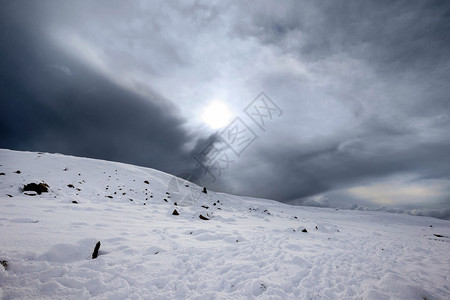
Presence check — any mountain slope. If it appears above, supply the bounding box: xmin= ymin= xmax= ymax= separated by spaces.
xmin=0 ymin=149 xmax=449 ymax=299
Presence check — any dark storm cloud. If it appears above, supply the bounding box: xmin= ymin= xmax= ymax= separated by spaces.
xmin=0 ymin=1 xmax=205 ymax=174
xmin=245 ymin=133 xmax=450 ymax=201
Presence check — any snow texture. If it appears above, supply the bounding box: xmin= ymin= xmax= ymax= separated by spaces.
xmin=0 ymin=149 xmax=449 ymax=299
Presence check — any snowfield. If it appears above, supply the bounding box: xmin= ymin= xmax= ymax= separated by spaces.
xmin=0 ymin=149 xmax=449 ymax=299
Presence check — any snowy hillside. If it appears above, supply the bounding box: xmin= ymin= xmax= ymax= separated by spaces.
xmin=0 ymin=149 xmax=449 ymax=299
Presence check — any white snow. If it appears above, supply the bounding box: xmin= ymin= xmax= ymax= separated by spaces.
xmin=0 ymin=149 xmax=449 ymax=299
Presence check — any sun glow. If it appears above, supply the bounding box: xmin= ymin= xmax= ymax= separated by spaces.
xmin=201 ymin=101 xmax=234 ymax=129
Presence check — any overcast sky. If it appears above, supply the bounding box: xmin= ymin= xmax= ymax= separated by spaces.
xmin=1 ymin=0 xmax=449 ymax=219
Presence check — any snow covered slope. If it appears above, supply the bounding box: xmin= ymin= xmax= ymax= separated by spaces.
xmin=0 ymin=149 xmax=449 ymax=299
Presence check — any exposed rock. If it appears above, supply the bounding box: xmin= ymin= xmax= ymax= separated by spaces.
xmin=24 ymin=191 xmax=37 ymax=196
xmin=199 ymin=214 xmax=210 ymax=220
xmin=0 ymin=260 xmax=8 ymax=270
xmin=23 ymin=182 xmax=49 ymax=195
xmin=92 ymin=241 xmax=101 ymax=259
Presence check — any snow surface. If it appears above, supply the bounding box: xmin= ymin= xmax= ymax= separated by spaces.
xmin=0 ymin=149 xmax=449 ymax=299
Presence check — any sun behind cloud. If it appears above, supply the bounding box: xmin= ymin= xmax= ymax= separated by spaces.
xmin=201 ymin=101 xmax=234 ymax=129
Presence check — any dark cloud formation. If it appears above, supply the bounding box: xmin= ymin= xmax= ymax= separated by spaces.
xmin=1 ymin=1 xmax=449 ymax=219
xmin=0 ymin=0 xmax=202 ymax=174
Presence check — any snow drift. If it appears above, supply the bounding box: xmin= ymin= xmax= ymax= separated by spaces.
xmin=0 ymin=149 xmax=449 ymax=299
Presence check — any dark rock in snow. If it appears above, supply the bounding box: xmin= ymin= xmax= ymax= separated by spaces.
xmin=72 ymin=201 xmax=78 ymax=204
xmin=0 ymin=172 xmax=5 ymax=175
xmin=302 ymin=229 xmax=308 ymax=233
xmin=172 ymin=209 xmax=179 ymax=215
xmin=144 ymin=180 xmax=149 ymax=184
xmin=6 ymin=194 xmax=13 ymax=197
xmin=92 ymin=241 xmax=101 ymax=259
xmin=67 ymin=184 xmax=74 ymax=188
xmin=202 ymin=187 xmax=207 ymax=194
xmin=15 ymin=170 xmax=21 ymax=174
xmin=0 ymin=260 xmax=7 ymax=270
xmin=23 ymin=182 xmax=49 ymax=195
xmin=199 ymin=214 xmax=210 ymax=220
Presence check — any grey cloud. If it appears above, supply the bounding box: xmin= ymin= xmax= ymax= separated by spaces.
xmin=211 ymin=1 xmax=450 ymax=205
xmin=235 ymin=1 xmax=450 ymax=67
